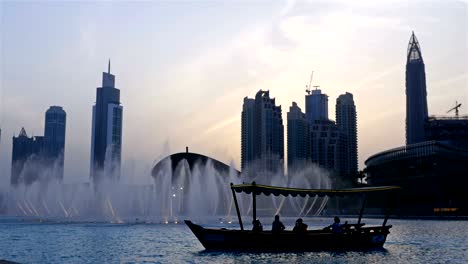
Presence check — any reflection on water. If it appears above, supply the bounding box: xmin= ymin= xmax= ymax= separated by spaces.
xmin=0 ymin=217 xmax=467 ymax=263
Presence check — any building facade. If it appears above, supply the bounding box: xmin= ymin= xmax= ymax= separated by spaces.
xmin=309 ymin=119 xmax=340 ymax=172
xmin=241 ymin=90 xmax=284 ymax=172
xmin=305 ymin=89 xmax=328 ymax=124
xmin=241 ymin=97 xmax=255 ymax=170
xmin=425 ymin=117 xmax=468 ymax=149
xmin=11 ymin=128 xmax=44 ymax=185
xmin=406 ymin=32 xmax=428 ymax=145
xmin=90 ymin=62 xmax=123 ymax=182
xmin=44 ymin=106 xmax=66 ymax=180
xmin=287 ymin=102 xmax=309 ymax=169
xmin=336 ymin=93 xmax=358 ymax=177
xmin=365 ymin=140 xmax=468 ymax=215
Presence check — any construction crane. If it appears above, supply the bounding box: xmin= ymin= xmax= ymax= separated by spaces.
xmin=306 ymin=71 xmax=313 ymax=95
xmin=447 ymin=101 xmax=462 ymax=118
xmin=306 ymin=71 xmax=320 ymax=94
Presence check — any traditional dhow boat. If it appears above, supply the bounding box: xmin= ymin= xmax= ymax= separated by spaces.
xmin=185 ymin=182 xmax=401 ymax=251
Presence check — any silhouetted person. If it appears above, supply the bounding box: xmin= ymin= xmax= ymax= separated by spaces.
xmin=271 ymin=214 xmax=285 ymax=233
xmin=331 ymin=216 xmax=342 ymax=234
xmin=252 ymin=219 xmax=263 ymax=232
xmin=293 ymin=218 xmax=308 ymax=234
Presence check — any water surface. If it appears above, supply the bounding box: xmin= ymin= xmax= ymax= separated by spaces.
xmin=0 ymin=217 xmax=466 ymax=263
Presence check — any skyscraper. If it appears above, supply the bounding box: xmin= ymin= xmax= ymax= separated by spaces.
xmin=44 ymin=106 xmax=66 ymax=181
xmin=406 ymin=32 xmax=428 ymax=145
xmin=309 ymin=119 xmax=340 ymax=172
xmin=336 ymin=92 xmax=357 ymax=176
xmin=241 ymin=97 xmax=255 ymax=170
xmin=287 ymin=102 xmax=309 ymax=169
xmin=303 ymin=87 xmax=340 ymax=173
xmin=305 ymin=89 xmax=328 ymax=124
xmin=241 ymin=90 xmax=284 ymax=172
xmin=90 ymin=61 xmax=123 ymax=182
xmin=11 ymin=128 xmax=44 ymax=185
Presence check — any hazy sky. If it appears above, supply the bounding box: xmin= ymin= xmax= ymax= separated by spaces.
xmin=0 ymin=0 xmax=467 ymax=186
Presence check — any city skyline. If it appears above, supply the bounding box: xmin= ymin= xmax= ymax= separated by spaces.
xmin=0 ymin=1 xmax=466 ymax=186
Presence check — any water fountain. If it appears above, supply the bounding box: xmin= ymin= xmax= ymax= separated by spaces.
xmin=1 ymin=153 xmax=332 ymax=224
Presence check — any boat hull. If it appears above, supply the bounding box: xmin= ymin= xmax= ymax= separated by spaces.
xmin=185 ymin=220 xmax=391 ymax=251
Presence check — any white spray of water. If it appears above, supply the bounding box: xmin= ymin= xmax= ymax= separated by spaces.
xmin=1 ymin=155 xmax=332 ymax=224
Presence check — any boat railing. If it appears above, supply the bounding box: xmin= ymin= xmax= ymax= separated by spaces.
xmin=322 ymin=223 xmax=365 ymax=232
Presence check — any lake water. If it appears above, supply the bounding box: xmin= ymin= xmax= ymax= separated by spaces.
xmin=0 ymin=217 xmax=466 ymax=263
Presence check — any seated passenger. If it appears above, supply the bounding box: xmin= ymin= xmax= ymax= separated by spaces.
xmin=252 ymin=219 xmax=263 ymax=232
xmin=293 ymin=218 xmax=308 ymax=234
xmin=271 ymin=214 xmax=285 ymax=233
xmin=331 ymin=216 xmax=342 ymax=234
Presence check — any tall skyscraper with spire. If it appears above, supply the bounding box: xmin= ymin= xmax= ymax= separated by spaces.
xmin=90 ymin=60 xmax=123 ymax=183
xmin=406 ymin=32 xmax=428 ymax=145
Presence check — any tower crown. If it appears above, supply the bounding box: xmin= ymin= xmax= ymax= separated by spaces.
xmin=407 ymin=32 xmax=423 ymax=63
xmin=102 ymin=59 xmax=115 ymax=88
xmin=19 ymin=127 xmax=28 ymax=137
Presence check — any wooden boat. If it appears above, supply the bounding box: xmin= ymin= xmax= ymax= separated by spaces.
xmin=185 ymin=182 xmax=400 ymax=251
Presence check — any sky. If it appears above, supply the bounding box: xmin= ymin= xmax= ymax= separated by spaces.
xmin=0 ymin=0 xmax=467 ymax=186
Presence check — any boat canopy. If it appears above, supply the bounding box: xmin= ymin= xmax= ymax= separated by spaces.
xmin=231 ymin=183 xmax=401 ymax=197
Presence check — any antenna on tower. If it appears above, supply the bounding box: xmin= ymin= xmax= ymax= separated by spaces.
xmin=108 ymin=59 xmax=111 ymax=74
xmin=306 ymin=71 xmax=314 ymax=95
xmin=447 ymin=101 xmax=462 ymax=118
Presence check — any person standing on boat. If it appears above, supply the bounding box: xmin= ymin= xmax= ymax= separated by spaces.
xmin=272 ymin=215 xmax=285 ymax=233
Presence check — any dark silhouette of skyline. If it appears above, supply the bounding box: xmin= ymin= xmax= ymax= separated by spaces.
xmin=10 ymin=106 xmax=66 ymax=185
xmin=365 ymin=32 xmax=468 ymax=216
xmin=287 ymin=90 xmax=357 ymax=179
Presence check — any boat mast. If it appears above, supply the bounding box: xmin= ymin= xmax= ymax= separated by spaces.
xmin=230 ymin=183 xmax=244 ymax=231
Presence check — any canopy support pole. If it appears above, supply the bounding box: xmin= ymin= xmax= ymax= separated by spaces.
xmin=382 ymin=192 xmax=395 ymax=227
xmin=357 ymin=194 xmax=367 ymax=225
xmin=252 ymin=192 xmax=256 ymax=224
xmin=230 ymin=183 xmax=244 ymax=231
xmin=382 ymin=214 xmax=389 ymax=227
